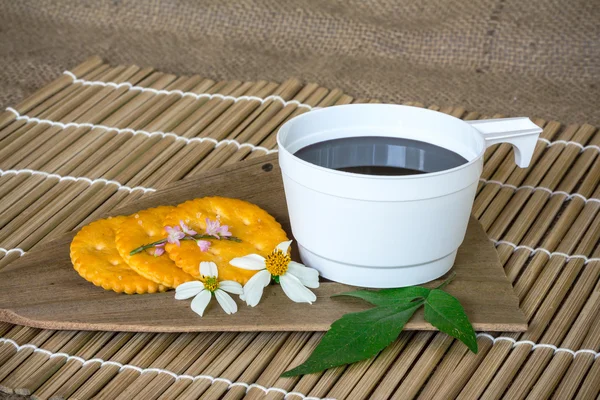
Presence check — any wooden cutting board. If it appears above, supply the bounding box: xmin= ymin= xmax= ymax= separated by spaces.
xmin=0 ymin=154 xmax=527 ymax=332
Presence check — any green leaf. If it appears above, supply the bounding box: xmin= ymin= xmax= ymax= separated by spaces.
xmin=333 ymin=286 xmax=431 ymax=306
xmin=281 ymin=301 xmax=423 ymax=377
xmin=424 ymin=289 xmax=478 ymax=353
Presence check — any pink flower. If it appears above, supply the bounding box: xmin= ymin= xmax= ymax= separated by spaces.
xmin=197 ymin=240 xmax=211 ymax=252
xmin=218 ymin=224 xmax=232 ymax=237
xmin=165 ymin=225 xmax=186 ymax=246
xmin=205 ymin=218 xmax=222 ymax=238
xmin=153 ymin=242 xmax=166 ymax=257
xmin=205 ymin=218 xmax=232 ymax=239
xmin=179 ymin=220 xmax=197 ymax=236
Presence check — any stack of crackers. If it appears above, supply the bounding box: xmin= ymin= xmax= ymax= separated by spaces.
xmin=70 ymin=197 xmax=288 ymax=294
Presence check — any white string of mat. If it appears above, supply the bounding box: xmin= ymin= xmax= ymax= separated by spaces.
xmin=0 ymin=247 xmax=25 ymax=256
xmin=4 ymin=240 xmax=598 ymax=266
xmin=4 ymin=71 xmax=600 ymax=158
xmin=0 ymin=334 xmax=597 ymax=396
xmin=0 ymin=168 xmax=157 ymax=194
xmin=30 ymin=71 xmax=600 ymax=154
xmin=0 ymin=338 xmax=333 ymax=400
xmin=1 ymin=167 xmax=597 ymax=211
xmin=538 ymin=137 xmax=600 ymax=152
xmin=2 ymin=120 xmax=598 ymax=217
xmin=4 ymin=107 xmax=278 ymax=155
xmin=0 ymin=166 xmax=599 ymax=262
xmin=62 ymin=71 xmax=316 ymax=110
xmin=492 ymin=240 xmax=600 ymax=264
xmin=475 ymin=334 xmax=600 ymax=357
xmin=4 ymin=105 xmax=599 ymax=163
xmin=51 ymin=72 xmax=600 ymax=156
xmin=478 ymin=178 xmax=600 ymax=205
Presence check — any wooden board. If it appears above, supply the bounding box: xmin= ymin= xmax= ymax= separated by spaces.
xmin=0 ymin=154 xmax=527 ymax=332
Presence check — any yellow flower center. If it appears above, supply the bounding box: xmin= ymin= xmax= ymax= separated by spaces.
xmin=203 ymin=277 xmax=219 ymax=292
xmin=265 ymin=249 xmax=291 ymax=276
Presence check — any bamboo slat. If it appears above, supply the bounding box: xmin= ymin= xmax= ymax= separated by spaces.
xmin=0 ymin=57 xmax=599 ymax=399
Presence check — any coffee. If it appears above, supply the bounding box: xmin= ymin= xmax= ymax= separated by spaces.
xmin=294 ymin=136 xmax=468 ymax=176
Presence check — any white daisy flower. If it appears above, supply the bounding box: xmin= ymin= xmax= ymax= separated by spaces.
xmin=230 ymin=240 xmax=319 ymax=306
xmin=175 ymin=261 xmax=243 ymax=316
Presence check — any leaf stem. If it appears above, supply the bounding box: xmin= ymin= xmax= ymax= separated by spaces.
xmin=434 ymin=272 xmax=456 ymax=291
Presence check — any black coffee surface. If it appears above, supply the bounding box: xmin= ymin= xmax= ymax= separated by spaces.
xmin=294 ymin=136 xmax=468 ymax=176
xmin=336 ymin=165 xmax=426 ymax=176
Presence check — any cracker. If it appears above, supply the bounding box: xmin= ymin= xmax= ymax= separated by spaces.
xmin=163 ymin=197 xmax=289 ymax=284
xmin=115 ymin=206 xmax=196 ymax=288
xmin=70 ymin=216 xmax=166 ymax=294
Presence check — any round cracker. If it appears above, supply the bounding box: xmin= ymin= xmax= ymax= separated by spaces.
xmin=70 ymin=216 xmax=166 ymax=294
xmin=163 ymin=197 xmax=289 ymax=284
xmin=115 ymin=206 xmax=195 ymax=288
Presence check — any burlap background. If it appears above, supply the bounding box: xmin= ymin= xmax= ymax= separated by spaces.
xmin=1 ymin=0 xmax=599 ymax=123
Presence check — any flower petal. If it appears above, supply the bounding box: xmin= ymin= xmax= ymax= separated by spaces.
xmin=179 ymin=220 xmax=197 ymax=236
xmin=279 ymin=274 xmax=317 ymax=304
xmin=219 ymin=280 xmax=243 ymax=295
xmin=205 ymin=218 xmax=220 ymax=237
xmin=276 ymin=240 xmax=293 ymax=254
xmin=190 ymin=290 xmax=212 ymax=316
xmin=229 ymin=254 xmax=266 ymax=270
xmin=287 ymin=262 xmax=320 ymax=288
xmin=218 ymin=225 xmax=232 ymax=237
xmin=242 ymin=269 xmax=271 ymax=307
xmin=167 ymin=236 xmax=181 ymax=246
xmin=197 ymin=240 xmax=211 ymax=252
xmin=200 ymin=261 xmax=218 ymax=278
xmin=174 ymin=281 xmax=205 ymax=299
xmin=215 ymin=289 xmax=238 ymax=314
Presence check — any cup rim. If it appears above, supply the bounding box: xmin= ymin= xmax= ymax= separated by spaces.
xmin=276 ymin=104 xmax=486 ymax=180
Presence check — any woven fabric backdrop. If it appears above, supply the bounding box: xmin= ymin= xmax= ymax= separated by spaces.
xmin=0 ymin=0 xmax=599 ymax=125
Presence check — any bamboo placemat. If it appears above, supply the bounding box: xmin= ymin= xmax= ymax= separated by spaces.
xmin=0 ymin=56 xmax=598 ymax=399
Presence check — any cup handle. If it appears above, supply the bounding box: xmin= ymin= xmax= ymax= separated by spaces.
xmin=467 ymin=117 xmax=542 ymax=168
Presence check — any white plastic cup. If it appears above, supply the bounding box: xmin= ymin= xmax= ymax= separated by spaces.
xmin=277 ymin=104 xmax=541 ymax=288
